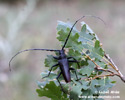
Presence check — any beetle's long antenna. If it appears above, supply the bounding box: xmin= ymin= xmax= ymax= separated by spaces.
xmin=86 ymin=15 xmax=106 ymax=25
xmin=61 ymin=16 xmax=85 ymax=50
xmin=9 ymin=48 xmax=59 ymax=71
xmin=62 ymin=15 xmax=105 ymax=50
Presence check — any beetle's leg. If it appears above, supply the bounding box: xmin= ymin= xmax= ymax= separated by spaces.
xmin=56 ymin=72 xmax=66 ymax=93
xmin=68 ymin=57 xmax=81 ymax=82
xmin=70 ymin=67 xmax=82 ymax=85
xmin=68 ymin=56 xmax=79 ymax=62
xmin=42 ymin=63 xmax=59 ymax=79
xmin=69 ymin=68 xmax=79 ymax=80
xmin=53 ymin=56 xmax=60 ymax=60
xmin=68 ymin=56 xmax=78 ymax=59
xmin=68 ymin=57 xmax=80 ymax=68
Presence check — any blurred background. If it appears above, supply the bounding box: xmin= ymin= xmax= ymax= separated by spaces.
xmin=0 ymin=0 xmax=125 ymax=100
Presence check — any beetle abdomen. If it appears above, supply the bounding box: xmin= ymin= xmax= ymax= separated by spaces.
xmin=59 ymin=58 xmax=71 ymax=83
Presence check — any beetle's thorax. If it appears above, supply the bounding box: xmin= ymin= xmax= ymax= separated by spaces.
xmin=59 ymin=50 xmax=66 ymax=59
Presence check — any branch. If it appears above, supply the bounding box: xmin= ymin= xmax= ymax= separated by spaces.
xmin=94 ymin=67 xmax=115 ymax=74
xmin=91 ymin=74 xmax=116 ymax=80
xmin=84 ymin=53 xmax=125 ymax=83
xmin=104 ymin=53 xmax=125 ymax=82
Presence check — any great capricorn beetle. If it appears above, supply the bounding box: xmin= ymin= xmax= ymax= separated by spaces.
xmin=9 ymin=15 xmax=104 ymax=92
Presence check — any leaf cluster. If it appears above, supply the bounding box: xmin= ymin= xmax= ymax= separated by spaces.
xmin=36 ymin=21 xmax=116 ymax=100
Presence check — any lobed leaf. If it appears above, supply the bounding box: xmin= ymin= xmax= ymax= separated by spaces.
xmin=36 ymin=81 xmax=69 ymax=100
xmin=36 ymin=20 xmax=116 ymax=100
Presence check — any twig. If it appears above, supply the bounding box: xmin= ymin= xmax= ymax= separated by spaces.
xmin=104 ymin=53 xmax=125 ymax=82
xmin=91 ymin=74 xmax=116 ymax=80
xmin=94 ymin=67 xmax=115 ymax=74
xmin=83 ymin=52 xmax=125 ymax=83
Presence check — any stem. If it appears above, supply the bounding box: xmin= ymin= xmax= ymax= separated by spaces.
xmin=92 ymin=74 xmax=116 ymax=80
xmin=82 ymin=50 xmax=125 ymax=83
xmin=104 ymin=53 xmax=125 ymax=82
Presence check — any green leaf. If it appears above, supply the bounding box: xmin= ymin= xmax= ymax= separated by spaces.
xmin=57 ymin=29 xmax=82 ymax=51
xmin=95 ymin=60 xmax=107 ymax=69
xmin=80 ymin=89 xmax=94 ymax=100
xmin=111 ymin=81 xmax=116 ymax=83
xmin=80 ymin=67 xmax=94 ymax=76
xmin=79 ymin=24 xmax=95 ymax=44
xmin=93 ymin=40 xmax=104 ymax=57
xmin=83 ymin=40 xmax=104 ymax=60
xmin=81 ymin=80 xmax=90 ymax=90
xmin=67 ymin=80 xmax=83 ymax=100
xmin=36 ymin=81 xmax=69 ymax=100
xmin=36 ymin=20 xmax=116 ymax=100
xmin=79 ymin=61 xmax=95 ymax=76
xmin=44 ymin=55 xmax=58 ymax=70
xmin=68 ymin=49 xmax=82 ymax=60
xmin=57 ymin=21 xmax=78 ymax=35
xmin=90 ymin=79 xmax=99 ymax=94
xmin=97 ymin=77 xmax=115 ymax=91
xmin=70 ymin=85 xmax=82 ymax=100
xmin=41 ymin=71 xmax=57 ymax=80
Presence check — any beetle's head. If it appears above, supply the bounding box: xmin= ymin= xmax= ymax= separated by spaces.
xmin=59 ymin=50 xmax=64 ymax=54
xmin=59 ymin=50 xmax=66 ymax=58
